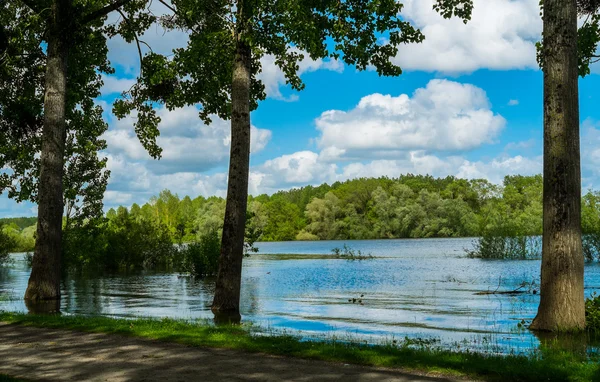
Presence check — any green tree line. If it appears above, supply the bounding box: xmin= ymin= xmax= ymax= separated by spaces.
xmin=4 ymin=174 xmax=600 ymax=252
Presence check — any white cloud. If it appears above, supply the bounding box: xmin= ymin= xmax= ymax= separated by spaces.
xmin=258 ymin=49 xmax=344 ymax=101
xmin=315 ymin=79 xmax=505 ymax=159
xmin=508 ymin=99 xmax=519 ymax=106
xmin=395 ymin=0 xmax=541 ymax=73
xmin=100 ymin=75 xmax=136 ymax=95
xmin=241 ymin=149 xmax=544 ymax=196
xmin=104 ymin=105 xmax=272 ymax=174
xmin=255 ymin=151 xmax=338 ymax=188
xmin=456 ymin=155 xmax=542 ymax=184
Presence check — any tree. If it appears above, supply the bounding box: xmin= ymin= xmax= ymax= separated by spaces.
xmin=0 ymin=223 xmax=16 ymax=266
xmin=0 ymin=0 xmax=157 ymax=302
xmin=530 ymin=0 xmax=586 ymax=331
xmin=116 ymin=0 xmax=474 ymax=320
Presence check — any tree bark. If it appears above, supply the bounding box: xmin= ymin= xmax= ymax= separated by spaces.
xmin=530 ymin=0 xmax=584 ymax=332
xmin=24 ymin=0 xmax=70 ymax=303
xmin=211 ymin=38 xmax=251 ymax=323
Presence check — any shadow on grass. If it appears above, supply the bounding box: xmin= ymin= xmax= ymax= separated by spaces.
xmin=0 ymin=311 xmax=598 ymax=382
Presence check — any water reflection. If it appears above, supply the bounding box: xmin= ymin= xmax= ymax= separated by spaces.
xmin=25 ymin=298 xmax=61 ymax=315
xmin=2 ymin=239 xmax=600 ymax=355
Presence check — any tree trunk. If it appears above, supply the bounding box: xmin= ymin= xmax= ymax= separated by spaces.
xmin=24 ymin=0 xmax=70 ymax=303
xmin=530 ymin=0 xmax=584 ymax=332
xmin=211 ymin=38 xmax=251 ymax=323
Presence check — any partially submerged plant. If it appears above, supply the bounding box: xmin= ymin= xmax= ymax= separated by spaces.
xmin=331 ymin=244 xmax=374 ymax=260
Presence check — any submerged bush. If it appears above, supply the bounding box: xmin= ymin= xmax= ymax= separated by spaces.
xmin=179 ymin=231 xmax=220 ymax=278
xmin=331 ymin=244 xmax=373 ymax=260
xmin=586 ymin=292 xmax=600 ymax=332
xmin=466 ymin=235 xmax=541 ymax=260
xmin=62 ymin=209 xmax=177 ymax=273
xmin=583 ymin=234 xmax=600 ymax=262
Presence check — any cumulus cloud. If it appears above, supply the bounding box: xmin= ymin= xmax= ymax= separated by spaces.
xmin=104 ymin=105 xmax=272 ymax=174
xmin=395 ymin=0 xmax=541 ymax=73
xmin=255 ymin=151 xmax=338 ymax=188
xmin=241 ymin=149 xmax=544 ymax=197
xmin=315 ymin=79 xmax=505 ymax=160
xmin=100 ymin=75 xmax=136 ymax=95
xmin=456 ymin=155 xmax=542 ymax=184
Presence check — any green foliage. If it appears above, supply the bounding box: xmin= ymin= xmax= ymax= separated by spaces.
xmin=62 ymin=207 xmax=177 ymax=273
xmin=0 ymin=217 xmax=36 ymax=230
xmin=0 ymin=224 xmax=16 ymax=265
xmin=537 ymin=0 xmax=600 ymax=76
xmin=0 ymin=0 xmax=139 ymax=226
xmin=115 ymin=0 xmax=473 ymax=152
xmin=586 ymin=292 xmax=600 ymax=332
xmin=582 ymin=191 xmax=600 ymax=261
xmin=331 ymin=244 xmax=373 ymax=260
xmin=1 ymin=222 xmax=35 ymax=253
xmin=466 ymin=236 xmax=541 ymax=260
xmin=179 ymin=231 xmax=221 ymax=278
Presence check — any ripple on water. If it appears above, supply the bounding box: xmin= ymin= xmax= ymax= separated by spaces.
xmin=2 ymin=239 xmax=600 ymax=355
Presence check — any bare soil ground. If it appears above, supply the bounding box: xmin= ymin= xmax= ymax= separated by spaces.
xmin=0 ymin=322 xmax=466 ymax=382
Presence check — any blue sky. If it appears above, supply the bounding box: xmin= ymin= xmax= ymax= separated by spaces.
xmin=2 ymin=0 xmax=600 ymax=217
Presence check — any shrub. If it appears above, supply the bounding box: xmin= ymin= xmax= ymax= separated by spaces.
xmin=296 ymin=230 xmax=319 ymax=241
xmin=331 ymin=244 xmax=373 ymax=260
xmin=583 ymin=234 xmax=600 ymax=262
xmin=586 ymin=292 xmax=600 ymax=332
xmin=180 ymin=230 xmax=221 ymax=278
xmin=466 ymin=235 xmax=541 ymax=260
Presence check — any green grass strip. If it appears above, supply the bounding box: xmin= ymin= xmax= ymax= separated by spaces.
xmin=0 ymin=311 xmax=598 ymax=382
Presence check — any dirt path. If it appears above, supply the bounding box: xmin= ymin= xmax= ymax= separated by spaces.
xmin=0 ymin=323 xmax=466 ymax=382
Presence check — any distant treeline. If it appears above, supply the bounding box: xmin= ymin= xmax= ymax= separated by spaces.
xmin=7 ymin=174 xmax=600 ymax=245
xmin=3 ymin=174 xmax=600 ymax=270
xmin=104 ymin=174 xmax=549 ymax=242
xmin=0 ymin=217 xmax=37 ymax=230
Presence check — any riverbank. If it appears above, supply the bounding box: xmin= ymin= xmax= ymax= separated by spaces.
xmin=0 ymin=312 xmax=598 ymax=381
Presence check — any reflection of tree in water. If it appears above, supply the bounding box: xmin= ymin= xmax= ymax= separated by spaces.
xmin=0 ymin=267 xmax=14 ymax=302
xmin=63 ymin=275 xmax=108 ymax=315
xmin=25 ymin=298 xmax=60 ymax=314
xmin=181 ymin=275 xmax=216 ymax=313
xmin=533 ymin=330 xmax=600 ymax=360
xmin=241 ymin=276 xmax=260 ymax=317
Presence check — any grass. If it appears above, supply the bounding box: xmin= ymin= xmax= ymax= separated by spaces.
xmin=1 ymin=312 xmax=599 ymax=381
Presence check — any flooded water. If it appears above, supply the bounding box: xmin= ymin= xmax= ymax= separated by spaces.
xmin=2 ymin=237 xmax=600 ymax=354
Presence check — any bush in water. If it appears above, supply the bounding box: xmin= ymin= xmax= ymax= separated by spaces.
xmin=466 ymin=235 xmax=542 ymax=260
xmin=62 ymin=212 xmax=178 ymax=273
xmin=586 ymin=292 xmax=600 ymax=332
xmin=179 ymin=230 xmax=220 ymax=278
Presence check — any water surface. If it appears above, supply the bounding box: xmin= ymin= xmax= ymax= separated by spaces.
xmin=2 ymin=238 xmax=600 ymax=354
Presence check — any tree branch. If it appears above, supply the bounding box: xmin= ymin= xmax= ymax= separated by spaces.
xmin=157 ymin=0 xmax=176 ymax=14
xmin=117 ymin=8 xmax=144 ymax=75
xmin=81 ymin=0 xmax=135 ymax=25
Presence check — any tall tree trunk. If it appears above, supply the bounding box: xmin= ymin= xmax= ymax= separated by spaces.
xmin=211 ymin=38 xmax=251 ymax=323
xmin=24 ymin=0 xmax=70 ymax=303
xmin=530 ymin=0 xmax=584 ymax=332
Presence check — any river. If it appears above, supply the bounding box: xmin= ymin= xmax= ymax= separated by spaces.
xmin=2 ymin=237 xmax=600 ymax=354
